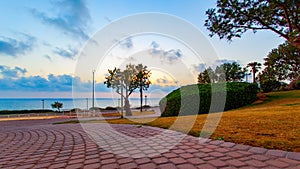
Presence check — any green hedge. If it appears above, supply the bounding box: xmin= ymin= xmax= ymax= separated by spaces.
xmin=260 ymin=80 xmax=281 ymax=92
xmin=159 ymin=82 xmax=258 ymax=117
xmin=0 ymin=109 xmax=54 ymax=115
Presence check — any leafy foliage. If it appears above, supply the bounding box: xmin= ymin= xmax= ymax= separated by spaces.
xmin=197 ymin=67 xmax=215 ymax=84
xmin=104 ymin=64 xmax=151 ymax=116
xmin=215 ymin=62 xmax=246 ymax=82
xmin=198 ymin=62 xmax=246 ymax=84
xmin=205 ymin=0 xmax=300 ymax=49
xmin=261 ymin=42 xmax=300 ymax=81
xmin=260 ymin=80 xmax=281 ymax=92
xmin=160 ymin=82 xmax=258 ymax=117
xmin=134 ymin=64 xmax=151 ymax=112
xmin=51 ymin=101 xmax=63 ymax=112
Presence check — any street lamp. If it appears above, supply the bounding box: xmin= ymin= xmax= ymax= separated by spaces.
xmin=92 ymin=69 xmax=95 ymax=109
xmin=145 ymin=95 xmax=147 ymax=106
xmin=86 ymin=98 xmax=88 ymax=110
xmin=41 ymin=99 xmax=45 ymax=111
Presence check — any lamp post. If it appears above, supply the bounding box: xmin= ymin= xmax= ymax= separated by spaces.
xmin=86 ymin=98 xmax=88 ymax=110
xmin=145 ymin=95 xmax=147 ymax=106
xmin=92 ymin=70 xmax=95 ymax=109
xmin=41 ymin=99 xmax=45 ymax=111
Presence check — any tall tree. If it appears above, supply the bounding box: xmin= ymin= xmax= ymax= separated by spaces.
xmin=205 ymin=0 xmax=300 ymax=49
xmin=51 ymin=101 xmax=63 ymax=112
xmin=134 ymin=64 xmax=151 ymax=112
xmin=247 ymin=62 xmax=262 ymax=83
xmin=197 ymin=67 xmax=216 ymax=84
xmin=215 ymin=62 xmax=246 ymax=82
xmin=104 ymin=64 xmax=152 ymax=116
xmin=263 ymin=41 xmax=300 ymax=81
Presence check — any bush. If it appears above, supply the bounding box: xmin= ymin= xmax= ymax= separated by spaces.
xmin=0 ymin=109 xmax=54 ymax=115
xmin=159 ymin=82 xmax=258 ymax=117
xmin=260 ymin=80 xmax=281 ymax=92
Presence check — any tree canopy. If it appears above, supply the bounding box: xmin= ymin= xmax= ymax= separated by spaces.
xmin=134 ymin=64 xmax=151 ymax=112
xmin=104 ymin=64 xmax=151 ymax=116
xmin=51 ymin=101 xmax=63 ymax=112
xmin=198 ymin=62 xmax=246 ymax=84
xmin=260 ymin=41 xmax=300 ymax=81
xmin=205 ymin=0 xmax=300 ymax=49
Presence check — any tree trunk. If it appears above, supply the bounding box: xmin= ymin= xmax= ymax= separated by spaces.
xmin=140 ymin=84 xmax=143 ymax=112
xmin=252 ymin=69 xmax=255 ymax=83
xmin=124 ymin=97 xmax=132 ymax=116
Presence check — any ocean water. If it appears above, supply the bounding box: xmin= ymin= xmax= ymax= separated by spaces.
xmin=0 ymin=98 xmax=161 ymax=111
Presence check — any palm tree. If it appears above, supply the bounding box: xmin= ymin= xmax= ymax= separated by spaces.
xmin=247 ymin=62 xmax=262 ymax=83
xmin=51 ymin=101 xmax=63 ymax=112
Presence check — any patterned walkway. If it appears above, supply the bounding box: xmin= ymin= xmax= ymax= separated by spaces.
xmin=0 ymin=118 xmax=299 ymax=169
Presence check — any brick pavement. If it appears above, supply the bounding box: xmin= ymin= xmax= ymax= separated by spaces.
xmin=0 ymin=118 xmax=299 ymax=169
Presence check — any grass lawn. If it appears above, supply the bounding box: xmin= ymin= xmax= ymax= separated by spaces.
xmin=57 ymin=90 xmax=300 ymax=152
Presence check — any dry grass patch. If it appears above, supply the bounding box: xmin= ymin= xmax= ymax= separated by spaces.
xmin=105 ymin=90 xmax=300 ymax=152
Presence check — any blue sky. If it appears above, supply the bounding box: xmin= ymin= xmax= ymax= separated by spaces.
xmin=0 ymin=0 xmax=284 ymax=98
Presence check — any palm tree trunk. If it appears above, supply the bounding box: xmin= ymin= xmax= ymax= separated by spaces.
xmin=252 ymin=69 xmax=255 ymax=83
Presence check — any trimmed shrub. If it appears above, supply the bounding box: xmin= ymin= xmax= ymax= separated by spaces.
xmin=0 ymin=109 xmax=54 ymax=115
xmin=159 ymin=82 xmax=258 ymax=117
xmin=260 ymin=80 xmax=281 ymax=92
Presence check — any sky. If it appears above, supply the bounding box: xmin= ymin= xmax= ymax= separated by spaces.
xmin=0 ymin=0 xmax=285 ymax=98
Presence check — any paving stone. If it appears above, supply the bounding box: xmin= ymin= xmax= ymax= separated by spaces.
xmin=265 ymin=159 xmax=290 ymax=168
xmin=83 ymin=163 xmax=101 ymax=169
xmin=187 ymin=158 xmax=205 ymax=165
xmin=158 ymin=163 xmax=177 ymax=169
xmin=152 ymin=157 xmax=169 ymax=164
xmin=119 ymin=162 xmax=138 ymax=169
xmin=266 ymin=150 xmax=287 ymax=158
xmin=208 ymin=159 xmax=228 ymax=167
xmin=287 ymin=152 xmax=300 ymax=161
xmin=220 ymin=142 xmax=236 ymax=148
xmin=246 ymin=159 xmax=268 ymax=168
xmin=177 ymin=163 xmax=197 ymax=169
xmin=250 ymin=154 xmax=270 ymax=161
xmin=226 ymin=159 xmax=247 ymax=167
xmin=168 ymin=157 xmax=187 ymax=165
xmin=233 ymin=144 xmax=251 ymax=151
xmin=248 ymin=147 xmax=268 ymax=154
xmin=197 ymin=164 xmax=217 ymax=169
xmin=138 ymin=163 xmax=157 ymax=169
xmin=101 ymin=163 xmax=118 ymax=169
xmin=0 ymin=119 xmax=299 ymax=169
xmin=227 ymin=151 xmax=245 ymax=158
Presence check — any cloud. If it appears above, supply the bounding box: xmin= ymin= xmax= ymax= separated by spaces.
xmin=148 ymin=84 xmax=178 ymax=93
xmin=44 ymin=55 xmax=52 ymax=61
xmin=53 ymin=46 xmax=78 ymax=59
xmin=192 ymin=63 xmax=206 ymax=72
xmin=0 ymin=34 xmax=36 ymax=57
xmin=0 ymin=66 xmax=110 ymax=93
xmin=120 ymin=37 xmax=133 ymax=49
xmin=31 ymin=0 xmax=91 ymax=40
xmin=0 ymin=65 xmax=27 ymax=78
xmin=149 ymin=41 xmax=182 ymax=64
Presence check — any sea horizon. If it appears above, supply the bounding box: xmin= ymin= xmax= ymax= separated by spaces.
xmin=0 ymin=98 xmax=161 ymax=111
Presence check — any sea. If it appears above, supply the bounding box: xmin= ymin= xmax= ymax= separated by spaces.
xmin=0 ymin=98 xmax=161 ymax=111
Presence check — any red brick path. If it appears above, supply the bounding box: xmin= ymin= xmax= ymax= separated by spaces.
xmin=0 ymin=119 xmax=299 ymax=169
